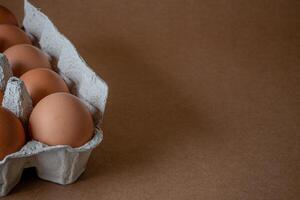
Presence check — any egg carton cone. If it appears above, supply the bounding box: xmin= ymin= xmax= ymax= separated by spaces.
xmin=0 ymin=0 xmax=108 ymax=196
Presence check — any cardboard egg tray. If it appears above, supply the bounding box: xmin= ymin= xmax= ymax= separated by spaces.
xmin=0 ymin=0 xmax=108 ymax=196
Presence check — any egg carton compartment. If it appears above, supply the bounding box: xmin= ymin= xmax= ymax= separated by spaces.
xmin=0 ymin=0 xmax=108 ymax=197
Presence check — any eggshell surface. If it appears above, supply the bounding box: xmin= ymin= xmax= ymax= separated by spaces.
xmin=0 ymin=91 xmax=3 ymax=103
xmin=4 ymin=44 xmax=51 ymax=77
xmin=0 ymin=5 xmax=18 ymax=26
xmin=0 ymin=25 xmax=31 ymax=52
xmin=0 ymin=107 xmax=25 ymax=160
xmin=20 ymin=68 xmax=69 ymax=105
xmin=29 ymin=93 xmax=94 ymax=148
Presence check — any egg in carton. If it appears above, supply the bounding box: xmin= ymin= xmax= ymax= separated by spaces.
xmin=0 ymin=0 xmax=108 ymax=196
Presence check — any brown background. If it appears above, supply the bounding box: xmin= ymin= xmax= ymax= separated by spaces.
xmin=0 ymin=0 xmax=300 ymax=199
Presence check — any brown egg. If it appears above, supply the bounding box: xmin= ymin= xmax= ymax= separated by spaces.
xmin=29 ymin=93 xmax=94 ymax=148
xmin=0 ymin=5 xmax=18 ymax=26
xmin=0 ymin=24 xmax=31 ymax=52
xmin=0 ymin=91 xmax=3 ymax=104
xmin=0 ymin=107 xmax=25 ymax=160
xmin=20 ymin=68 xmax=69 ymax=105
xmin=4 ymin=44 xmax=51 ymax=77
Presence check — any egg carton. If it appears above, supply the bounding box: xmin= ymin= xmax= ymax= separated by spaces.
xmin=0 ymin=0 xmax=108 ymax=196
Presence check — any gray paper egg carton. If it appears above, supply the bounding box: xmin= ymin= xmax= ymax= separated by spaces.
xmin=0 ymin=0 xmax=108 ymax=196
